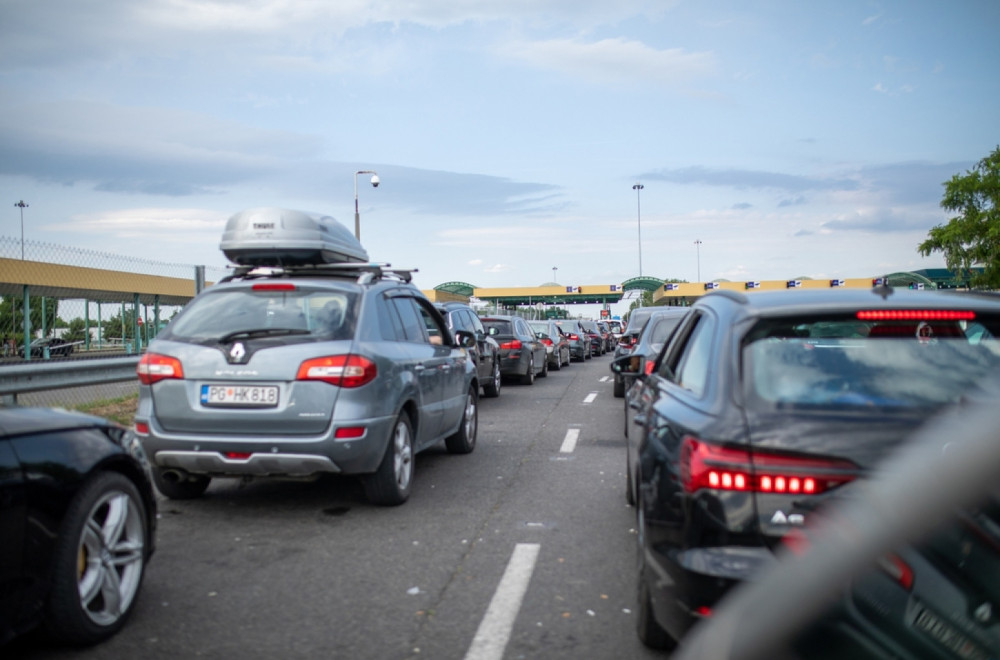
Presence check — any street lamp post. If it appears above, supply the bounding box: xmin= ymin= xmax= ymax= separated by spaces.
xmin=632 ymin=183 xmax=644 ymax=277
xmin=552 ymin=266 xmax=558 ymax=283
xmin=14 ymin=200 xmax=28 ymax=260
xmin=353 ymin=170 xmax=380 ymax=241
xmin=694 ymin=239 xmax=703 ymax=282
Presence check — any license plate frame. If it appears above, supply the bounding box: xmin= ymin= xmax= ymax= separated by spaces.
xmin=200 ymin=384 xmax=279 ymax=408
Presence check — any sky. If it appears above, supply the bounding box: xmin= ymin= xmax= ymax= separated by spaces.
xmin=1 ymin=0 xmax=998 ymax=318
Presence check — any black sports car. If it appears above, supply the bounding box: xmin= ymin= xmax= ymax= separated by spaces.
xmin=0 ymin=407 xmax=157 ymax=646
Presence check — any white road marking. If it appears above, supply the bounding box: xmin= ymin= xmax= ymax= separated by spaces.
xmin=600 ymin=376 xmax=610 ymax=383
xmin=583 ymin=392 xmax=598 ymax=404
xmin=560 ymin=428 xmax=580 ymax=453
xmin=464 ymin=543 xmax=541 ymax=660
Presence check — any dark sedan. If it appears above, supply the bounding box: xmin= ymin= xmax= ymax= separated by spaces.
xmin=436 ymin=302 xmax=502 ymax=398
xmin=481 ymin=315 xmax=547 ymax=385
xmin=528 ymin=319 xmax=571 ymax=371
xmin=554 ymin=319 xmax=591 ymax=361
xmin=0 ymin=407 xmax=157 ymax=646
xmin=611 ymin=308 xmax=689 ymax=398
xmin=616 ymin=287 xmax=1000 ymax=651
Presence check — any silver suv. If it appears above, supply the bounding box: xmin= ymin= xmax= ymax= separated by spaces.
xmin=135 ymin=258 xmax=479 ymax=507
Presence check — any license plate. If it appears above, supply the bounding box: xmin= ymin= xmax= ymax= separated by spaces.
xmin=200 ymin=384 xmax=279 ymax=408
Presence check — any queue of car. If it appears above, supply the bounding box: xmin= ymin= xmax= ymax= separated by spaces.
xmin=611 ymin=286 xmax=1000 ymax=656
xmin=0 ymin=207 xmax=627 ymax=649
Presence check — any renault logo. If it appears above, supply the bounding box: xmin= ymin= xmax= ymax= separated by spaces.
xmin=229 ymin=342 xmax=247 ymax=363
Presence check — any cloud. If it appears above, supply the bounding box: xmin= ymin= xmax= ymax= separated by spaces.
xmin=499 ymin=37 xmax=715 ymax=87
xmin=820 ymin=208 xmax=940 ymax=234
xmin=732 ymin=202 xmax=752 ymax=210
xmin=777 ymin=196 xmax=807 ymax=208
xmin=484 ymin=263 xmax=513 ymax=273
xmin=642 ymin=166 xmax=859 ymax=193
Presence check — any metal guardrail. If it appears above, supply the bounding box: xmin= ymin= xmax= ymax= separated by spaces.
xmin=0 ymin=357 xmax=140 ymax=403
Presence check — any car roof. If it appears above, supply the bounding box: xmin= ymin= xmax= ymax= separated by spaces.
xmin=697 ymin=287 xmax=1000 ymax=319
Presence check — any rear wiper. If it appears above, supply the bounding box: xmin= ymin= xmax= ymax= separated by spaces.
xmin=219 ymin=328 xmax=312 ymax=342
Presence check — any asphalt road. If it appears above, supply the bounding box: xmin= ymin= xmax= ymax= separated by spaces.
xmin=9 ymin=351 xmax=665 ymax=660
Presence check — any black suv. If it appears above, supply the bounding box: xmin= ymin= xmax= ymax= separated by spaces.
xmin=615 ymin=287 xmax=1000 ymax=651
xmin=435 ymin=302 xmax=501 ymax=398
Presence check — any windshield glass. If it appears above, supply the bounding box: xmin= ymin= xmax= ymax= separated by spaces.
xmin=164 ymin=287 xmax=359 ymax=342
xmin=745 ymin=315 xmax=1000 ymax=409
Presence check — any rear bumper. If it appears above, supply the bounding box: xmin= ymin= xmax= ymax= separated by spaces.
xmin=643 ymin=542 xmax=775 ymax=642
xmin=137 ymin=413 xmax=396 ymax=477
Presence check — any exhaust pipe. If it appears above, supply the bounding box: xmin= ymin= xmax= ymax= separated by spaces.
xmin=160 ymin=469 xmax=189 ymax=484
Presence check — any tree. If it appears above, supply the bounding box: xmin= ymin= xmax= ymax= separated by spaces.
xmin=63 ymin=318 xmax=88 ymax=342
xmin=918 ymin=146 xmax=1000 ymax=288
xmin=0 ymin=295 xmax=59 ymax=344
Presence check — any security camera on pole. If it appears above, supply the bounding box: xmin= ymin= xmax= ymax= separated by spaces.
xmin=354 ymin=170 xmax=380 ymax=241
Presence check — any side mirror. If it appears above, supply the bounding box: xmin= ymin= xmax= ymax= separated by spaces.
xmin=610 ymin=354 xmax=640 ymax=376
xmin=453 ymin=329 xmax=477 ymax=349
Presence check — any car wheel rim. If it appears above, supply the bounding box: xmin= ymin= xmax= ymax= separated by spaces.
xmin=463 ymin=392 xmax=477 ymax=440
xmin=77 ymin=490 xmax=145 ymax=627
xmin=393 ymin=421 xmax=413 ymax=490
xmin=493 ymin=362 xmax=501 ymax=391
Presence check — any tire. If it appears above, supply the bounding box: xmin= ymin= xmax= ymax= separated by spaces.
xmin=151 ymin=467 xmax=211 ymax=500
xmin=364 ymin=413 xmax=414 ymax=506
xmin=445 ymin=387 xmax=478 ymax=454
xmin=539 ymin=354 xmax=549 ymax=378
xmin=550 ymin=353 xmax=561 ymax=371
xmin=613 ymin=374 xmax=625 ymax=398
xmin=483 ymin=359 xmax=501 ymax=398
xmin=625 ymin=449 xmax=636 ymax=506
xmin=584 ymin=347 xmax=592 ymax=360
xmin=520 ymin=356 xmax=535 ymax=385
xmin=45 ymin=472 xmax=149 ymax=645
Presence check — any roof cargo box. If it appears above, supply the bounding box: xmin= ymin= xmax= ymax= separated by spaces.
xmin=220 ymin=207 xmax=369 ymax=266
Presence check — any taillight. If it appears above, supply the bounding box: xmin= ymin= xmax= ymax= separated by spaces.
xmin=137 ymin=353 xmax=184 ymax=385
xmin=877 ymin=553 xmax=914 ymax=590
xmin=296 ymin=355 xmax=376 ymax=387
xmin=134 ymin=421 xmax=149 ymax=435
xmin=540 ymin=338 xmax=553 ymax=347
xmin=643 ymin=359 xmax=656 ymax=376
xmin=568 ymin=333 xmax=579 ymax=341
xmin=680 ymin=436 xmax=857 ymax=495
xmin=500 ymin=340 xmax=523 ymax=350
xmin=620 ymin=336 xmax=636 ymax=349
xmin=857 ymin=309 xmax=974 ymax=321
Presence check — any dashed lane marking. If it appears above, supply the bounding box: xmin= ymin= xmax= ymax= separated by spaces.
xmin=464 ymin=543 xmax=541 ymax=660
xmin=560 ymin=428 xmax=580 ymax=453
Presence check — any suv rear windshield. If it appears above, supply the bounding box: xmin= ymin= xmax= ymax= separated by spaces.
xmin=744 ymin=314 xmax=1000 ymax=409
xmin=164 ymin=288 xmax=359 ymax=342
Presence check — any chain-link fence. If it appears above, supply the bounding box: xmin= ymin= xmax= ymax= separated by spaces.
xmin=0 ymin=235 xmax=229 ymax=418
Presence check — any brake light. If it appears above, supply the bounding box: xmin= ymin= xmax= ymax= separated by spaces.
xmin=225 ymin=452 xmax=252 ymax=460
xmin=680 ymin=436 xmax=857 ymax=495
xmin=643 ymin=360 xmax=656 ymax=376
xmin=252 ymin=282 xmax=296 ymax=291
xmin=296 ymin=355 xmax=376 ymax=387
xmin=335 ymin=426 xmax=366 ymax=439
xmin=857 ymin=310 xmax=975 ymax=321
xmin=568 ymin=333 xmax=579 ymax=341
xmin=137 ymin=353 xmax=184 ymax=384
xmin=134 ymin=421 xmax=149 ymax=435
xmin=540 ymin=338 xmax=553 ymax=347
xmin=500 ymin=340 xmax=523 ymax=350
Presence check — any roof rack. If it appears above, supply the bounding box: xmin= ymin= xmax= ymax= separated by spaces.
xmin=219 ymin=262 xmax=418 ymax=285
